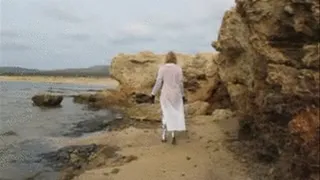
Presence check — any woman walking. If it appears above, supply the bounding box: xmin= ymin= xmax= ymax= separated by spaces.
xmin=150 ymin=51 xmax=187 ymax=145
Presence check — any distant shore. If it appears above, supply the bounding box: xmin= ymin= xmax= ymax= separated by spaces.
xmin=0 ymin=75 xmax=119 ymax=86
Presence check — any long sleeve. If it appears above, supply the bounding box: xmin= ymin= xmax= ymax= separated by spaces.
xmin=151 ymin=66 xmax=163 ymax=96
xmin=178 ymin=67 xmax=184 ymax=97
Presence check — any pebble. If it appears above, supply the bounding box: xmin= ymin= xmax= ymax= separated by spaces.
xmin=284 ymin=5 xmax=294 ymax=15
xmin=124 ymin=155 xmax=138 ymax=163
xmin=111 ymin=168 xmax=120 ymax=174
xmin=268 ymin=168 xmax=274 ymax=175
xmin=114 ymin=113 xmax=123 ymax=120
xmin=213 ymin=147 xmax=219 ymax=152
xmin=97 ymin=162 xmax=105 ymax=167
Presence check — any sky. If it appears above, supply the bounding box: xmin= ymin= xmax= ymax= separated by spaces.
xmin=0 ymin=0 xmax=235 ymax=70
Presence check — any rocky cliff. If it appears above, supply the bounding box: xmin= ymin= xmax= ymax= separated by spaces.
xmin=213 ymin=0 xmax=319 ymax=179
xmin=110 ymin=51 xmax=220 ymax=103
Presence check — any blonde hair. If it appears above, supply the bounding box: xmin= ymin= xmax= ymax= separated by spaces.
xmin=165 ymin=51 xmax=177 ymax=64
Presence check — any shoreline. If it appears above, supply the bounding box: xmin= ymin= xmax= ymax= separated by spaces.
xmin=42 ymin=115 xmax=254 ymax=180
xmin=0 ymin=75 xmax=119 ymax=86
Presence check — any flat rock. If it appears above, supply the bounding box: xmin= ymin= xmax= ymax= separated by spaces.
xmin=63 ymin=118 xmax=112 ymax=137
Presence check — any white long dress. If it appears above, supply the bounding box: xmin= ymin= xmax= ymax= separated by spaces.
xmin=151 ymin=63 xmax=186 ymax=131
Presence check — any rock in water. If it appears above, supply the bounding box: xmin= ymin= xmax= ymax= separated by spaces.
xmin=73 ymin=94 xmax=97 ymax=104
xmin=63 ymin=118 xmax=110 ymax=137
xmin=39 ymin=144 xmax=101 ymax=170
xmin=32 ymin=94 xmax=63 ymax=107
xmin=0 ymin=130 xmax=18 ymax=136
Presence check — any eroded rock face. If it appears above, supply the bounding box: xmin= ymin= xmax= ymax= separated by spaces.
xmin=213 ymin=0 xmax=319 ymax=115
xmin=213 ymin=0 xmax=319 ymax=178
xmin=32 ymin=94 xmax=63 ymax=107
xmin=110 ymin=51 xmax=219 ymax=103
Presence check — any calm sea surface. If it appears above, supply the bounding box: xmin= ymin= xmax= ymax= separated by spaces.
xmin=0 ymin=80 xmax=114 ymax=180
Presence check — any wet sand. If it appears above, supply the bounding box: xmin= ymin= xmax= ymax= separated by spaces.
xmin=0 ymin=76 xmax=119 ymax=86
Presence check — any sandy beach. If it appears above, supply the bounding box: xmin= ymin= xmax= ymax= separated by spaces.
xmin=0 ymin=76 xmax=119 ymax=86
xmin=55 ymin=115 xmax=252 ymax=180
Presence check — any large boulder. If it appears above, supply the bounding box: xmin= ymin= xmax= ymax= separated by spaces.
xmin=213 ymin=0 xmax=320 ymax=115
xmin=110 ymin=51 xmax=220 ymax=103
xmin=213 ymin=0 xmax=319 ymax=178
xmin=32 ymin=94 xmax=63 ymax=107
